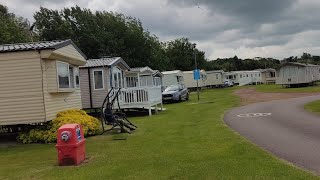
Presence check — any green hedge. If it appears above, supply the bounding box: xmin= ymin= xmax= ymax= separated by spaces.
xmin=18 ymin=109 xmax=100 ymax=143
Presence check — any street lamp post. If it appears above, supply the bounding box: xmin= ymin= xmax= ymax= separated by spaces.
xmin=193 ymin=43 xmax=200 ymax=101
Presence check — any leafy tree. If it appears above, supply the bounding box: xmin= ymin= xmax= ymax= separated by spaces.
xmin=301 ymin=52 xmax=312 ymax=60
xmin=296 ymin=52 xmax=320 ymax=65
xmin=0 ymin=4 xmax=31 ymax=44
xmin=164 ymin=38 xmax=207 ymax=71
xmin=34 ymin=6 xmax=165 ymax=70
xmin=205 ymin=56 xmax=281 ymax=71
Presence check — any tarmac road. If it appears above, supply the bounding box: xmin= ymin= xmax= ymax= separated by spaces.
xmin=224 ymin=95 xmax=320 ymax=174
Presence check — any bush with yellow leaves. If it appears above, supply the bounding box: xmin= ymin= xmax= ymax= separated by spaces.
xmin=18 ymin=109 xmax=101 ymax=144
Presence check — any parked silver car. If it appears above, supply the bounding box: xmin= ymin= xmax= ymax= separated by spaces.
xmin=162 ymin=84 xmax=189 ymax=102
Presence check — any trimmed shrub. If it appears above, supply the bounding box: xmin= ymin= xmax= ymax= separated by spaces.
xmin=18 ymin=109 xmax=100 ymax=144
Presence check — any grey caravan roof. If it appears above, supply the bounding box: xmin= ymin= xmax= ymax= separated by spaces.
xmin=130 ymin=66 xmax=154 ymax=73
xmin=80 ymin=57 xmax=130 ymax=69
xmin=255 ymin=68 xmax=276 ymax=73
xmin=206 ymin=70 xmax=224 ymax=74
xmin=162 ymin=70 xmax=181 ymax=75
xmin=127 ymin=66 xmax=163 ymax=77
xmin=0 ymin=39 xmax=87 ymax=59
xmin=279 ymin=62 xmax=319 ymax=68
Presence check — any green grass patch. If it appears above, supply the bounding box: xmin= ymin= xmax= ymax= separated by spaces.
xmin=0 ymin=88 xmax=318 ymax=179
xmin=305 ymin=100 xmax=320 ymax=115
xmin=255 ymin=84 xmax=320 ymax=93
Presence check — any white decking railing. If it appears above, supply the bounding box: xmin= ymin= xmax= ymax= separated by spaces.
xmin=111 ymin=86 xmax=162 ymax=114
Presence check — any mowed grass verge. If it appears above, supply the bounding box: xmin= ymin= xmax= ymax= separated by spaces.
xmin=255 ymin=84 xmax=320 ymax=93
xmin=0 ymin=88 xmax=318 ymax=179
xmin=305 ymin=100 xmax=320 ymax=115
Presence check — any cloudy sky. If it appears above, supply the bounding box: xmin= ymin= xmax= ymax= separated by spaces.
xmin=1 ymin=0 xmax=320 ymax=60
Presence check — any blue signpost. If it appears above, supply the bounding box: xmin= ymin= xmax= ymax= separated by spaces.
xmin=193 ymin=69 xmax=200 ymax=80
xmin=193 ymin=69 xmax=200 ymax=100
xmin=193 ymin=43 xmax=200 ymax=100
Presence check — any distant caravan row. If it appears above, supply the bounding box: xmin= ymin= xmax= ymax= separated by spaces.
xmin=161 ymin=69 xmax=277 ymax=90
xmin=161 ymin=70 xmax=226 ymax=91
xmin=225 ymin=62 xmax=320 ymax=87
xmin=160 ymin=62 xmax=320 ymax=90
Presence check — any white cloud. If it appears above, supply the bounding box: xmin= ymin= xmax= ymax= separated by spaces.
xmin=1 ymin=0 xmax=320 ymax=60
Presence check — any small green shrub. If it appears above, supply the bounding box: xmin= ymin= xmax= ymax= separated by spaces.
xmin=18 ymin=109 xmax=101 ymax=144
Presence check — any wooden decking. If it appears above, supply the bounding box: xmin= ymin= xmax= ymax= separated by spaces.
xmin=111 ymin=86 xmax=163 ymax=116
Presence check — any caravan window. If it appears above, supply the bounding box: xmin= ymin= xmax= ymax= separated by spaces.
xmin=74 ymin=67 xmax=80 ymax=88
xmin=93 ymin=70 xmax=104 ymax=90
xmin=154 ymin=77 xmax=161 ymax=86
xmin=69 ymin=65 xmax=75 ymax=88
xmin=270 ymin=72 xmax=274 ymax=77
xmin=216 ymin=74 xmax=219 ymax=79
xmin=177 ymin=76 xmax=183 ymax=82
xmin=240 ymin=75 xmax=242 ymax=78
xmin=112 ymin=72 xmax=122 ymax=88
xmin=57 ymin=62 xmax=70 ymax=88
xmin=57 ymin=61 xmax=79 ymax=89
xmin=114 ymin=73 xmax=118 ymax=87
xmin=126 ymin=77 xmax=138 ymax=87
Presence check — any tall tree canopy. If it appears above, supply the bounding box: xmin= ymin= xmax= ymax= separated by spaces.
xmin=164 ymin=38 xmax=207 ymax=71
xmin=34 ymin=6 xmax=169 ymax=70
xmin=205 ymin=56 xmax=281 ymax=71
xmin=0 ymin=4 xmax=31 ymax=44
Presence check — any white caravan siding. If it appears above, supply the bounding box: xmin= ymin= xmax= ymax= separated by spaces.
xmin=276 ymin=65 xmax=320 ymax=85
xmin=162 ymin=70 xmax=184 ymax=87
xmin=42 ymin=60 xmax=83 ymax=120
xmin=237 ymin=71 xmax=261 ymax=86
xmin=259 ymin=69 xmax=276 ymax=84
xmin=225 ymin=71 xmax=262 ymax=86
xmin=0 ymin=43 xmax=86 ymax=125
xmin=200 ymin=70 xmax=207 ymax=87
xmin=224 ymin=72 xmax=238 ymax=84
xmin=182 ymin=71 xmax=206 ymax=88
xmin=53 ymin=45 xmax=85 ymax=62
xmin=80 ymin=67 xmax=110 ymax=109
xmin=0 ymin=51 xmax=45 ymax=125
xmin=206 ymin=71 xmax=224 ymax=86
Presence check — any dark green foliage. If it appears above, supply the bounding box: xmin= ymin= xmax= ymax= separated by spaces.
xmin=295 ymin=52 xmax=320 ymax=65
xmin=0 ymin=4 xmax=31 ymax=44
xmin=164 ymin=38 xmax=207 ymax=71
xmin=205 ymin=57 xmax=281 ymax=71
xmin=34 ymin=6 xmax=169 ymax=70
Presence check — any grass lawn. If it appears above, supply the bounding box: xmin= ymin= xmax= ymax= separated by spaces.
xmin=0 ymin=88 xmax=318 ymax=179
xmin=255 ymin=84 xmax=320 ymax=93
xmin=305 ymin=100 xmax=320 ymax=115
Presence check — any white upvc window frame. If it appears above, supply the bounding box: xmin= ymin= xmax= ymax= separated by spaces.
xmin=57 ymin=61 xmax=80 ymax=90
xmin=57 ymin=61 xmax=71 ymax=89
xmin=93 ymin=69 xmax=104 ymax=90
xmin=74 ymin=67 xmax=80 ymax=89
